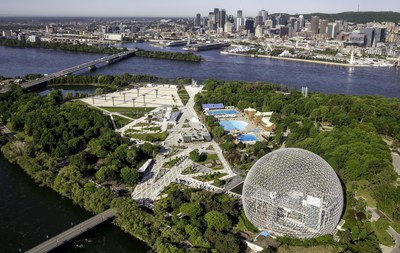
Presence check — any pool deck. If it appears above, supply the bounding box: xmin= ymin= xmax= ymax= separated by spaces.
xmin=218 ymin=110 xmax=263 ymax=142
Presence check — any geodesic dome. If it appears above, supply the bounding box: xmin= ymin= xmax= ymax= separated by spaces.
xmin=242 ymin=148 xmax=343 ymax=239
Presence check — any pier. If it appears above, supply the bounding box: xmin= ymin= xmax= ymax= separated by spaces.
xmin=21 ymin=50 xmax=136 ymax=90
xmin=26 ymin=209 xmax=115 ymax=253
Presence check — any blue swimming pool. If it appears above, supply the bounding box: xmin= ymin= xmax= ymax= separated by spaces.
xmin=208 ymin=109 xmax=239 ymax=115
xmin=219 ymin=120 xmax=248 ymax=131
xmin=239 ymin=133 xmax=259 ymax=142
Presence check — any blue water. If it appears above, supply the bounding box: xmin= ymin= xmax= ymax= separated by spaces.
xmin=2 ymin=44 xmax=400 ymax=98
xmin=219 ymin=120 xmax=248 ymax=131
xmin=208 ymin=109 xmax=239 ymax=115
xmin=239 ymin=133 xmax=259 ymax=142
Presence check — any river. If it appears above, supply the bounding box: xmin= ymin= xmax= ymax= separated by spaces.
xmin=0 ymin=43 xmax=399 ymax=252
xmin=0 ymin=155 xmax=150 ymax=252
xmin=1 ymin=43 xmax=399 ymax=97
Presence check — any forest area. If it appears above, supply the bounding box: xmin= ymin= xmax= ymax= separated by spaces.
xmin=1 ymin=75 xmax=400 ymax=251
xmin=195 ymin=79 xmax=400 ymax=251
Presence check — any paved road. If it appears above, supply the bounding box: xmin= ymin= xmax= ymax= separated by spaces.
xmin=0 ymin=122 xmax=15 ymax=138
xmin=21 ymin=50 xmax=135 ymax=90
xmin=26 ymin=209 xmax=115 ymax=253
xmin=387 ymin=226 xmax=400 ymax=253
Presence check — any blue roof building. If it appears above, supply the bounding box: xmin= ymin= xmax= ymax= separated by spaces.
xmin=202 ymin=103 xmax=224 ymax=110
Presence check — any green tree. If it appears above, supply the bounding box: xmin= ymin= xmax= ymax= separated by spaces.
xmin=204 ymin=210 xmax=232 ymax=232
xmin=120 ymin=166 xmax=140 ymax=186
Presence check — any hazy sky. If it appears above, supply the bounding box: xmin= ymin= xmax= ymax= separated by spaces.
xmin=1 ymin=0 xmax=399 ymax=17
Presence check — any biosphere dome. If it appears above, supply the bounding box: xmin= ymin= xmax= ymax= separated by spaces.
xmin=242 ymin=148 xmax=343 ymax=239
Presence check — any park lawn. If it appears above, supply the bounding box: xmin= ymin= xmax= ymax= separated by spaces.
xmin=177 ymin=86 xmax=190 ymax=105
xmin=195 ymin=172 xmax=227 ymax=182
xmin=113 ymin=115 xmax=132 ymax=129
xmin=371 ymin=221 xmax=394 ymax=246
xmin=392 ymin=220 xmax=400 ymax=234
xmin=127 ymin=131 xmax=167 ymax=142
xmin=349 ymin=179 xmax=377 ymax=208
xmin=205 ymin=153 xmax=219 ymax=161
xmin=355 ymin=188 xmax=377 ymax=208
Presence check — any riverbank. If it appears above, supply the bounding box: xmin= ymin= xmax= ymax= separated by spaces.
xmin=221 ymin=51 xmax=370 ymax=67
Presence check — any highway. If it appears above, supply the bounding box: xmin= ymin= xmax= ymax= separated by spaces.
xmin=26 ymin=209 xmax=115 ymax=253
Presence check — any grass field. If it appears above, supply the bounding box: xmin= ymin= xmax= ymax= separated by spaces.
xmin=371 ymin=219 xmax=394 ymax=246
xmin=113 ymin=115 xmax=132 ymax=129
xmin=177 ymin=86 xmax=190 ymax=105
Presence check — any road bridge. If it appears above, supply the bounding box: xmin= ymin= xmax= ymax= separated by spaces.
xmin=21 ymin=50 xmax=136 ymax=90
xmin=26 ymin=209 xmax=115 ymax=253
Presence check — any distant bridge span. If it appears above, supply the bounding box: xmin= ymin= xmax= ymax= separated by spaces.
xmin=21 ymin=49 xmax=136 ymax=90
xmin=26 ymin=209 xmax=115 ymax=253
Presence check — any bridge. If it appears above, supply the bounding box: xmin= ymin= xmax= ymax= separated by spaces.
xmin=21 ymin=50 xmax=136 ymax=90
xmin=26 ymin=209 xmax=115 ymax=253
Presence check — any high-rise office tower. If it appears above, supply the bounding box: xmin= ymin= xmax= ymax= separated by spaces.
xmin=327 ymin=23 xmax=338 ymax=39
xmin=208 ymin=12 xmax=214 ymax=29
xmin=202 ymin=17 xmax=208 ymax=28
xmin=319 ymin=20 xmax=328 ymax=35
xmin=298 ymin=15 xmax=305 ymax=29
xmin=236 ymin=10 xmax=244 ymax=31
xmin=214 ymin=8 xmax=219 ymax=30
xmin=194 ymin=13 xmax=201 ymax=27
xmin=374 ymin=28 xmax=386 ymax=46
xmin=255 ymin=15 xmax=264 ymax=27
xmin=311 ymin=16 xmax=320 ymax=34
xmin=218 ymin=9 xmax=226 ymax=29
xmin=245 ymin=18 xmax=255 ymax=34
xmin=360 ymin=27 xmax=375 ymax=47
xmin=261 ymin=9 xmax=268 ymax=22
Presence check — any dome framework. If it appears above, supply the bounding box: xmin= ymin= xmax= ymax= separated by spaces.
xmin=242 ymin=148 xmax=343 ymax=239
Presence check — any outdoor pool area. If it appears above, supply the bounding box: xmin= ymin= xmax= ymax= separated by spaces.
xmin=239 ymin=133 xmax=259 ymax=142
xmin=219 ymin=120 xmax=248 ymax=131
xmin=208 ymin=109 xmax=239 ymax=115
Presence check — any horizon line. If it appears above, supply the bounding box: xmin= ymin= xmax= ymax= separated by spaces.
xmin=0 ymin=10 xmax=399 ymax=19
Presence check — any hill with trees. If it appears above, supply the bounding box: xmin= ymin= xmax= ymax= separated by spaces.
xmin=302 ymin=11 xmax=400 ymax=24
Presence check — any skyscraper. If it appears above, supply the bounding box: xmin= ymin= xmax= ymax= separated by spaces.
xmin=213 ymin=8 xmax=219 ymax=30
xmin=218 ymin=9 xmax=226 ymax=29
xmin=311 ymin=16 xmax=320 ymax=34
xmin=261 ymin=9 xmax=268 ymax=22
xmin=360 ymin=27 xmax=375 ymax=47
xmin=208 ymin=12 xmax=214 ymax=29
xmin=236 ymin=10 xmax=244 ymax=31
xmin=255 ymin=15 xmax=264 ymax=27
xmin=327 ymin=23 xmax=338 ymax=39
xmin=374 ymin=28 xmax=386 ymax=46
xmin=245 ymin=18 xmax=255 ymax=34
xmin=194 ymin=13 xmax=201 ymax=27
xmin=319 ymin=20 xmax=328 ymax=35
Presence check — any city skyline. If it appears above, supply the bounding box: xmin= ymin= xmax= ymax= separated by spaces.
xmin=1 ymin=0 xmax=399 ymax=17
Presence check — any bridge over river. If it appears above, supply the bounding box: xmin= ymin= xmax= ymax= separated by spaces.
xmin=26 ymin=209 xmax=115 ymax=253
xmin=21 ymin=49 xmax=136 ymax=90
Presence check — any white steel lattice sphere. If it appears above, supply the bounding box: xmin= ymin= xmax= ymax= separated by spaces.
xmin=242 ymin=148 xmax=343 ymax=239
